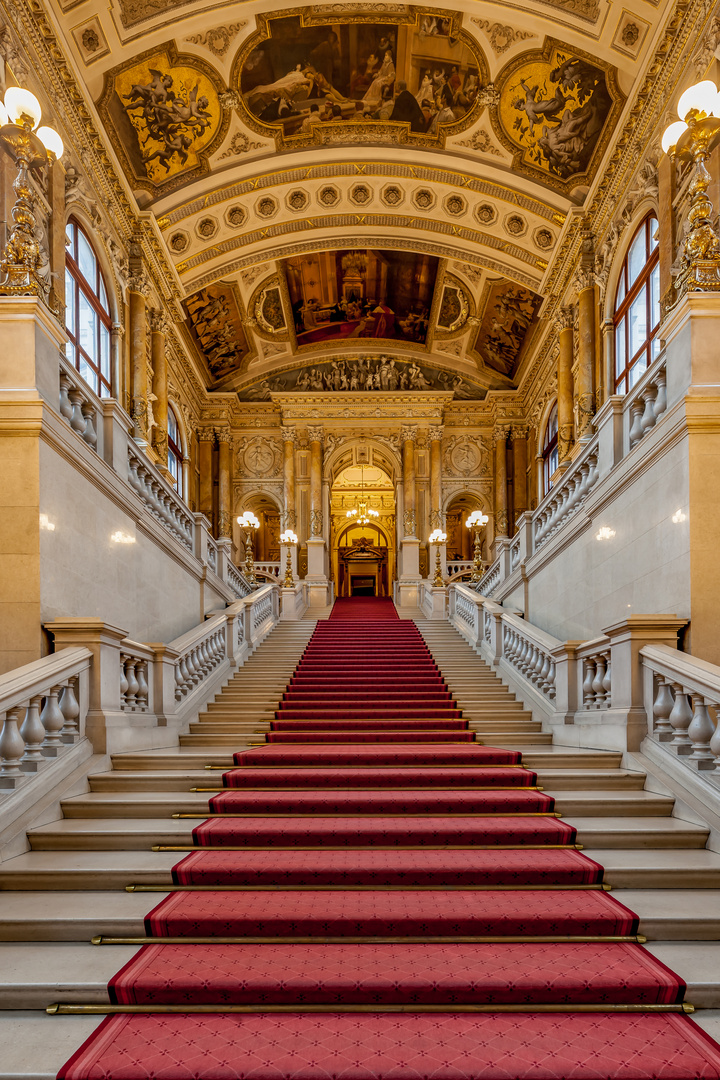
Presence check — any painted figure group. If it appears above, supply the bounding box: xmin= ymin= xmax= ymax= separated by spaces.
xmin=122 ymin=70 xmax=213 ymax=173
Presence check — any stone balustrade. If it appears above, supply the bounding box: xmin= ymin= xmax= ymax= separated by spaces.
xmin=172 ymin=619 xmax=227 ymax=701
xmin=641 ymin=644 xmax=720 ymax=777
xmin=254 ymin=562 xmax=281 ymax=581
xmin=206 ymin=538 xmax=218 ymax=574
xmin=577 ymin=639 xmax=612 ymax=709
xmin=0 ymin=648 xmax=91 ymax=791
xmin=127 ymin=445 xmax=194 ymax=552
xmin=502 ymin=621 xmax=556 ymax=702
xmin=477 ymin=557 xmax=502 ymax=596
xmin=58 ymin=359 xmax=99 ymax=452
xmin=119 ymin=647 xmax=152 ymax=712
xmin=226 ymin=560 xmax=253 ymax=600
xmin=509 ymin=535 xmax=521 ymax=572
xmin=446 ymin=561 xmax=474 ymax=581
xmin=625 ymin=355 xmax=668 ymax=453
xmin=533 ymin=443 xmax=600 ymax=551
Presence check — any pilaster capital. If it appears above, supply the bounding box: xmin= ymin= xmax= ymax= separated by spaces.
xmin=492 ymin=425 xmax=510 ymax=443
xmin=307 ymin=426 xmax=324 ymax=442
xmin=510 ymin=426 xmax=528 ymax=441
xmin=574 ymin=268 xmax=597 ymax=293
xmin=554 ymin=306 xmax=574 ymax=332
xmin=197 ymin=428 xmax=216 ymax=443
xmin=216 ymin=428 xmax=232 ymax=444
xmin=149 ymin=309 xmax=172 ymax=336
xmin=280 ymin=426 xmax=297 ymax=443
xmin=401 ymin=425 xmax=417 ymax=443
xmin=127 ymin=273 xmax=151 ymax=300
xmin=428 ymin=425 xmax=444 ymax=442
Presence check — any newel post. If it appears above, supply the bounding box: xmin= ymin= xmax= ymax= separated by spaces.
xmin=549 ymin=641 xmax=583 ymax=726
xmin=44 ymin=619 xmax=128 ymax=753
xmin=146 ymin=644 xmax=180 ymax=727
xmin=601 ymin=616 xmax=687 ymax=750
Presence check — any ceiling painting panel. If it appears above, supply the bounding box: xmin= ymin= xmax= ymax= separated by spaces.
xmin=183 ymin=280 xmax=252 ymax=382
xmin=96 ymin=43 xmax=228 ymax=200
xmin=234 ymin=8 xmax=488 ymax=150
xmin=470 ymin=278 xmax=543 ymax=379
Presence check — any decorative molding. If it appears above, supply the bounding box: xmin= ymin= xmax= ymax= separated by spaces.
xmin=454 ymin=128 xmax=502 ymax=155
xmin=471 ymin=19 xmax=535 ymax=55
xmin=218 ymin=130 xmax=264 ymax=159
xmin=185 ymin=22 xmax=247 ymax=60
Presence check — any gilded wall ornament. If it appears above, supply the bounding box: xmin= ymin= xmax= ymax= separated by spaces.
xmin=218 ymin=131 xmax=264 ymax=158
xmin=471 ymin=21 xmax=535 ymax=56
xmin=455 ymin=129 xmax=501 ymax=155
xmin=185 ymin=23 xmax=247 ymax=61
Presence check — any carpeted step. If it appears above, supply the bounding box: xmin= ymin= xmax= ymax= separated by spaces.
xmin=282 ymin=691 xmax=454 ymax=700
xmin=192 ymin=815 xmax=576 ymax=848
xmin=172 ymin=847 xmax=602 ymax=887
xmin=265 ymin=731 xmax=475 ymax=743
xmin=206 ymin=789 xmax=555 ymax=816
xmin=144 ymin=888 xmax=637 ymax=938
xmin=58 ymin=1012 xmax=720 ymax=1079
xmin=271 ymin=720 xmax=464 ymax=731
xmin=233 ymin=745 xmax=521 ymax=766
xmin=221 ymin=766 xmax=537 ymax=788
xmin=109 ymin=940 xmax=684 ymax=1006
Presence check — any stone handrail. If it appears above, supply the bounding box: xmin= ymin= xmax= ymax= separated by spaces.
xmin=226 ymin=560 xmax=253 ymax=599
xmin=641 ymin=644 xmax=720 ymax=777
xmin=533 ymin=438 xmax=600 ymax=551
xmin=206 ymin=537 xmax=218 ymax=574
xmin=0 ymin=648 xmax=91 ymax=791
xmin=624 ymin=352 xmax=668 ymax=455
xmin=58 ymin=355 xmax=99 ymax=453
xmin=127 ymin=443 xmax=194 ymax=552
xmin=477 ymin=556 xmax=502 ymax=596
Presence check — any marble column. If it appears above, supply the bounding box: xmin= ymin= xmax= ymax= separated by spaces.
xmin=306 ymin=426 xmax=329 ymax=604
xmin=281 ymin=426 xmax=297 ymax=531
xmin=217 ymin=430 xmax=232 ymax=539
xmin=556 ymin=306 xmax=575 ymax=466
xmin=48 ymin=159 xmax=66 ymax=316
xmin=111 ymin=322 xmax=124 ymax=409
xmin=128 ymin=275 xmax=149 ymax=445
xmin=429 ymin=425 xmax=443 ymax=529
xmin=575 ymin=270 xmax=596 ymax=441
xmin=149 ymin=311 xmax=169 ymax=465
xmin=198 ymin=429 xmax=214 ymax=528
xmin=398 ymin=426 xmax=420 ymax=603
xmin=511 ymin=427 xmax=528 ymax=528
xmin=493 ymin=426 xmax=509 ymax=539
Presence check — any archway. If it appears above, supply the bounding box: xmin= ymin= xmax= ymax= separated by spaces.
xmin=234 ymin=491 xmax=282 ymax=564
xmin=445 ymin=492 xmax=488 ymax=565
xmin=330 ymin=460 xmax=395 ymax=596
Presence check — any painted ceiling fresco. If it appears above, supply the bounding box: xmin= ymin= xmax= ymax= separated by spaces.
xmin=283 ymin=250 xmax=438 ymax=348
xmin=183 ymin=281 xmax=251 ymax=382
xmin=238 ymin=12 xmax=483 ymax=146
xmin=471 ymin=279 xmax=542 ymax=378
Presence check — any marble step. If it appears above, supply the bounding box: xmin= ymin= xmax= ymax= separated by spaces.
xmin=87 ymin=768 xmax=650 ymax=793
xmin=24 ymin=815 xmax=710 ymax=851
xmin=3 ymin=939 xmax=720 ymax=1010
xmin=58 ymin=789 xmax=672 ymax=820
xmin=1 ymin=883 xmax=720 ymax=937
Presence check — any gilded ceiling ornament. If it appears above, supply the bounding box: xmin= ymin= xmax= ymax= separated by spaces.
xmin=455 ymin=129 xmax=502 ymax=155
xmin=471 ymin=21 xmax=535 ymax=56
xmin=185 ymin=23 xmax=248 ymax=61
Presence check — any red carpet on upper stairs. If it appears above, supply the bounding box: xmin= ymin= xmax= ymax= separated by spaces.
xmin=57 ymin=596 xmax=720 ymax=1080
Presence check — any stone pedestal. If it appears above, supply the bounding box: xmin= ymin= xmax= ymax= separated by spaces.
xmin=280 ymin=582 xmax=308 ymax=620
xmin=305 ymin=537 xmax=330 ymax=607
xmin=423 ymin=585 xmax=448 ymax=620
xmin=397 ymin=536 xmax=421 ymax=607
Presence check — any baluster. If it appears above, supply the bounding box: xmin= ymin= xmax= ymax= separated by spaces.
xmin=135 ymin=662 xmax=149 ymax=710
xmin=59 ymin=679 xmax=81 ymax=740
xmin=59 ymin=372 xmax=73 ymax=421
xmin=175 ymin=661 xmax=184 ymax=702
xmin=532 ymin=647 xmax=544 ymax=686
xmin=187 ymin=648 xmax=200 ymax=686
xmin=68 ymin=387 xmax=86 ymax=435
xmin=592 ymin=655 xmax=607 ymax=707
xmin=628 ymin=398 xmax=645 ymax=446
xmin=179 ymin=654 xmax=192 ymax=692
xmin=640 ymin=385 xmax=657 ymax=435
xmin=653 ymin=370 xmax=667 ymax=418
xmin=0 ymin=708 xmax=27 ymax=778
xmin=602 ymin=654 xmax=612 ymax=706
xmin=127 ymin=455 xmax=141 ymax=493
xmin=41 ymin=686 xmax=66 ymax=750
xmin=538 ymin=651 xmax=551 ymax=692
xmin=582 ymin=659 xmax=596 ymax=707
xmin=687 ymin=696 xmax=716 ymax=765
xmin=81 ymin=402 xmax=97 ymax=448
xmin=120 ymin=658 xmax=129 ymax=707
xmin=709 ymin=705 xmax=720 ymax=770
xmin=668 ymin=685 xmax=693 ymax=753
xmin=652 ymin=677 xmax=675 ymax=740
xmin=547 ymin=660 xmax=556 ymax=700
xmin=20 ymin=696 xmax=46 ymax=761
xmin=124 ymin=660 xmax=139 ymax=709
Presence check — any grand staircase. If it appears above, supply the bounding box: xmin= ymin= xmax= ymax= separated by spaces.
xmin=1 ymin=601 xmax=720 ymax=1077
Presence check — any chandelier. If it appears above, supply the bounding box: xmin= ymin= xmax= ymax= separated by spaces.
xmin=346 ymin=465 xmax=379 ymax=525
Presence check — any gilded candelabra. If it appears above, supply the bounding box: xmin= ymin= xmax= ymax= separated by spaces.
xmin=237 ymin=511 xmax=260 ymax=585
xmin=662 ymin=80 xmax=720 ymax=298
xmin=466 ymin=510 xmax=489 ymax=583
xmin=0 ymin=87 xmax=63 ymax=298
xmin=429 ymin=529 xmax=447 ymax=588
xmin=280 ymin=529 xmax=298 ymax=588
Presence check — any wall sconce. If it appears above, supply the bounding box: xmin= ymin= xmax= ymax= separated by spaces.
xmin=0 ymin=86 xmax=63 ymax=298
xmin=595 ymin=526 xmax=616 ymax=541
xmin=672 ymin=509 xmax=687 ymax=523
xmin=39 ymin=513 xmax=55 ymax=531
xmin=111 ymin=531 xmax=136 ymax=544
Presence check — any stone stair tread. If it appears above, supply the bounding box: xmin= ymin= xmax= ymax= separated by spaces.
xmin=0 ymin=1011 xmax=105 ymax=1079
xmin=0 ymin=942 xmax=138 ymax=1006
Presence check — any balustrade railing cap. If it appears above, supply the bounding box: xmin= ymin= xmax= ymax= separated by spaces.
xmin=601 ymin=615 xmax=687 ymax=643
xmin=44 ymin=618 xmax=129 ymax=647
xmin=142 ymin=643 xmax=181 ymax=661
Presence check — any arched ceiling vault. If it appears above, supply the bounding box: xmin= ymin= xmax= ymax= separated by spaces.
xmin=41 ymin=0 xmax=683 ymax=400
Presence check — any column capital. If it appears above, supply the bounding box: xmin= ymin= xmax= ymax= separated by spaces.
xmin=216 ymin=428 xmax=232 ymax=444
xmin=307 ymin=426 xmax=324 ymax=442
xmin=111 ymin=321 xmax=125 ymax=337
xmin=574 ymin=268 xmax=597 ymax=293
xmin=149 ymin=309 xmax=172 ymax=336
xmin=197 ymin=428 xmax=216 ymax=443
xmin=428 ymin=425 xmax=444 ymax=441
xmin=281 ymin=426 xmax=297 ymax=443
xmin=127 ymin=273 xmax=150 ymax=299
xmin=401 ymin=425 xmax=417 ymax=443
xmin=510 ymin=426 xmax=528 ymax=441
xmin=493 ymin=425 xmax=509 ymax=442
xmin=554 ymin=305 xmax=575 ymax=331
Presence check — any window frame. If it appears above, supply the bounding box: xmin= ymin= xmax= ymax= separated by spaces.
xmin=542 ymin=402 xmax=559 ymax=496
xmin=65 ymin=218 xmax=113 ymax=399
xmin=167 ymin=405 xmax=183 ymax=497
xmin=612 ymin=214 xmax=660 ymax=396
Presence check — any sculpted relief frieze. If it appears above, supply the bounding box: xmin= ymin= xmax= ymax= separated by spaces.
xmin=235 ymin=436 xmax=283 ymax=477
xmin=443 ymin=434 xmax=490 ymax=477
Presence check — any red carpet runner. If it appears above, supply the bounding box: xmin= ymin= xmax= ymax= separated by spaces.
xmin=59 ymin=597 xmax=720 ymax=1079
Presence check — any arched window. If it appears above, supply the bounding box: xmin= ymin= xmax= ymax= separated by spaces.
xmin=542 ymin=402 xmax=558 ymax=496
xmin=613 ymin=215 xmax=660 ymax=395
xmin=167 ymin=406 xmax=183 ymax=496
xmin=65 ymin=219 xmax=112 ymax=398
